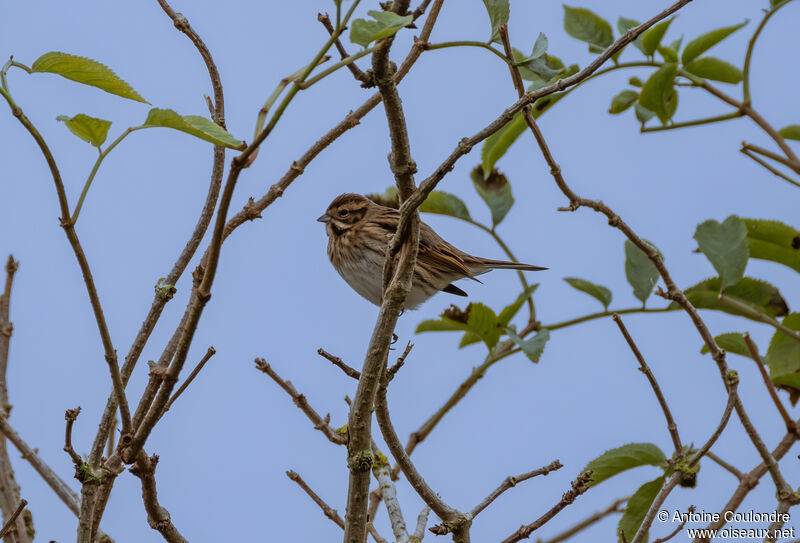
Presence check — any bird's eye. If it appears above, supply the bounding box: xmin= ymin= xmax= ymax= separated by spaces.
xmin=338 ymin=209 xmax=349 ymax=217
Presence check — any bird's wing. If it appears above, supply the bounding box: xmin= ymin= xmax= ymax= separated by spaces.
xmin=416 ymin=222 xmax=480 ymax=282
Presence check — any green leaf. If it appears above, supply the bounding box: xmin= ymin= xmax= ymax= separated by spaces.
xmin=349 ymin=10 xmax=413 ymax=48
xmin=638 ymin=63 xmax=678 ymax=125
xmin=657 ymin=37 xmax=682 ymax=63
xmin=778 ymin=125 xmax=800 ymax=141
xmin=684 ymin=57 xmax=743 ymax=84
xmin=609 ymin=90 xmax=639 ymax=114
xmin=481 ymin=112 xmax=527 ymax=175
xmin=479 ymin=63 xmax=577 ymax=172
xmin=504 ymin=327 xmax=550 ymax=363
xmin=624 ymin=239 xmax=661 ymax=305
xmin=617 ymin=17 xmax=646 ymax=54
xmin=629 ymin=77 xmax=643 ymax=87
xmin=530 ymin=33 xmax=549 ymax=59
xmin=420 ymin=191 xmax=471 ymax=220
xmin=143 ymin=108 xmax=245 ymax=150
xmin=564 ymin=6 xmax=614 ymax=52
xmin=635 ymin=103 xmax=656 ymax=124
xmin=564 ymin=277 xmax=612 ymax=309
xmin=366 ymin=186 xmax=471 ymax=221
xmin=498 ymin=284 xmax=540 ymax=326
xmin=470 ymin=166 xmax=514 ymax=227
xmin=742 ymin=218 xmax=800 ymax=274
xmin=676 ymin=277 xmax=789 ymax=319
xmin=513 ymin=49 xmax=562 ymax=84
xmin=482 ymin=0 xmax=510 ymax=43
xmin=681 ymin=21 xmax=748 ymax=66
xmin=31 ymin=52 xmax=147 ymax=103
xmin=416 ymin=303 xmax=502 ymax=351
xmin=766 ymin=313 xmax=800 ymax=392
xmin=694 ymin=216 xmax=749 ymax=289
xmin=642 ymin=17 xmax=674 ymax=56
xmin=584 ymin=443 xmax=667 ymax=487
xmin=618 ymin=476 xmax=666 ymax=543
xmin=701 ymin=332 xmax=757 ymax=359
xmin=56 ymin=114 xmax=111 ymax=147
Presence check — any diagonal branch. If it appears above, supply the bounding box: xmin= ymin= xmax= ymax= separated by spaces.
xmin=612 ymin=314 xmax=682 ymax=454
xmin=469 ymin=460 xmax=563 ymax=519
xmin=501 ymin=472 xmax=593 ymax=543
xmin=743 ymin=333 xmax=799 ymax=436
xmin=255 ymin=359 xmax=346 ymax=445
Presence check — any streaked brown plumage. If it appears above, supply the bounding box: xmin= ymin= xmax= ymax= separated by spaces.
xmin=318 ymin=193 xmax=546 ymax=309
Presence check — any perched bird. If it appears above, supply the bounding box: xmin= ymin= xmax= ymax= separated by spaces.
xmin=318 ymin=193 xmax=546 ymax=309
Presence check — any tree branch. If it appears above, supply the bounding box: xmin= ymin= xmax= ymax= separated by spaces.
xmin=501 ymin=472 xmax=593 ymax=543
xmin=255 ymin=359 xmax=346 ymax=445
xmin=130 ymin=452 xmax=187 ymax=543
xmin=612 ymin=314 xmax=682 ymax=454
xmin=161 ymin=346 xmax=217 ymax=417
xmin=469 ymin=460 xmax=562 ymax=519
xmin=318 ymin=348 xmax=361 ymax=380
xmin=538 ymin=497 xmax=627 ymax=543
xmin=0 ymin=499 xmax=26 ymax=540
xmin=743 ymin=333 xmax=799 ymax=437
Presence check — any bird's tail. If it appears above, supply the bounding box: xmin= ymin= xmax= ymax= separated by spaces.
xmin=476 ymin=258 xmax=548 ymax=272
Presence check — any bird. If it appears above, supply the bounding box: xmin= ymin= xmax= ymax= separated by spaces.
xmin=317 ymin=193 xmax=546 ymax=309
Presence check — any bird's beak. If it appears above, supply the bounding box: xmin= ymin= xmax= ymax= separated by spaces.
xmin=317 ymin=214 xmax=331 ymax=223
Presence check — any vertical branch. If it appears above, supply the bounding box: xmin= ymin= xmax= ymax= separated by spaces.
xmin=344 ymin=2 xmax=426 ymax=542
xmin=130 ymin=452 xmax=188 ymax=543
xmin=0 ymin=255 xmax=30 ymax=543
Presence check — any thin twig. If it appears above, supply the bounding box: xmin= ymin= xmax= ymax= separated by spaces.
xmin=0 ymin=498 xmax=26 ymax=539
xmin=501 ymin=472 xmax=593 ymax=543
xmin=717 ymin=294 xmax=800 ymax=343
xmin=705 ymin=452 xmax=743 ymax=480
xmin=64 ymin=407 xmax=83 ymax=466
xmin=652 ymin=505 xmax=694 ymax=543
xmin=286 ymin=470 xmax=345 ymax=529
xmin=612 ymin=314 xmax=682 ymax=454
xmin=317 ymin=348 xmax=360 ymax=379
xmin=255 ymin=359 xmax=346 ymax=445
xmin=469 ymin=460 xmax=562 ymax=518
xmin=130 ymin=452 xmax=187 ymax=543
xmin=741 ymin=142 xmax=800 ymax=174
xmin=539 ymin=497 xmax=627 ymax=543
xmin=740 ymin=147 xmax=800 ymax=189
xmin=87 ymin=0 xmax=230 ymax=469
xmin=317 ymin=13 xmax=370 ymax=85
xmin=743 ymin=333 xmax=800 ymax=436
xmin=161 ymin=346 xmax=217 ymax=416
xmin=688 ymin=391 xmax=736 ymax=468
xmin=630 ymin=474 xmax=682 ymax=543
xmin=387 ymin=342 xmax=413 ymax=376
xmin=692 ymin=417 xmax=800 ymax=541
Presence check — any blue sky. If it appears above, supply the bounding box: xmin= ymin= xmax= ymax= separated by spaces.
xmin=1 ymin=1 xmax=799 ymax=541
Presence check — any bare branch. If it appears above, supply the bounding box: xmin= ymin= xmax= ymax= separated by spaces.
xmin=688 ymin=392 xmax=736 ymax=468
xmin=539 ymin=497 xmax=627 ymax=543
xmin=612 ymin=314 xmax=682 ymax=453
xmin=130 ymin=452 xmax=187 ymax=543
xmin=374 ymin=385 xmax=467 ymax=537
xmin=64 ymin=407 xmax=83 ymax=466
xmin=387 ymin=342 xmax=414 ymax=377
xmin=501 ymin=472 xmax=593 ymax=543
xmin=373 ymin=459 xmax=408 ymax=542
xmin=414 ymin=505 xmax=431 ymax=541
xmin=630 ymin=475 xmax=682 ymax=543
xmin=0 ymin=498 xmax=26 ymax=539
xmin=653 ymin=505 xmax=694 ymax=543
xmin=469 ymin=460 xmax=562 ymax=518
xmin=743 ymin=333 xmax=799 ymax=436
xmin=255 ymin=359 xmax=346 ymax=445
xmin=286 ymin=470 xmax=344 ymax=529
xmin=318 ymin=348 xmax=360 ymax=380
xmin=317 ymin=13 xmax=370 ymax=85
xmin=705 ymin=452 xmax=743 ymax=480
xmin=161 ymin=346 xmax=217 ymax=416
